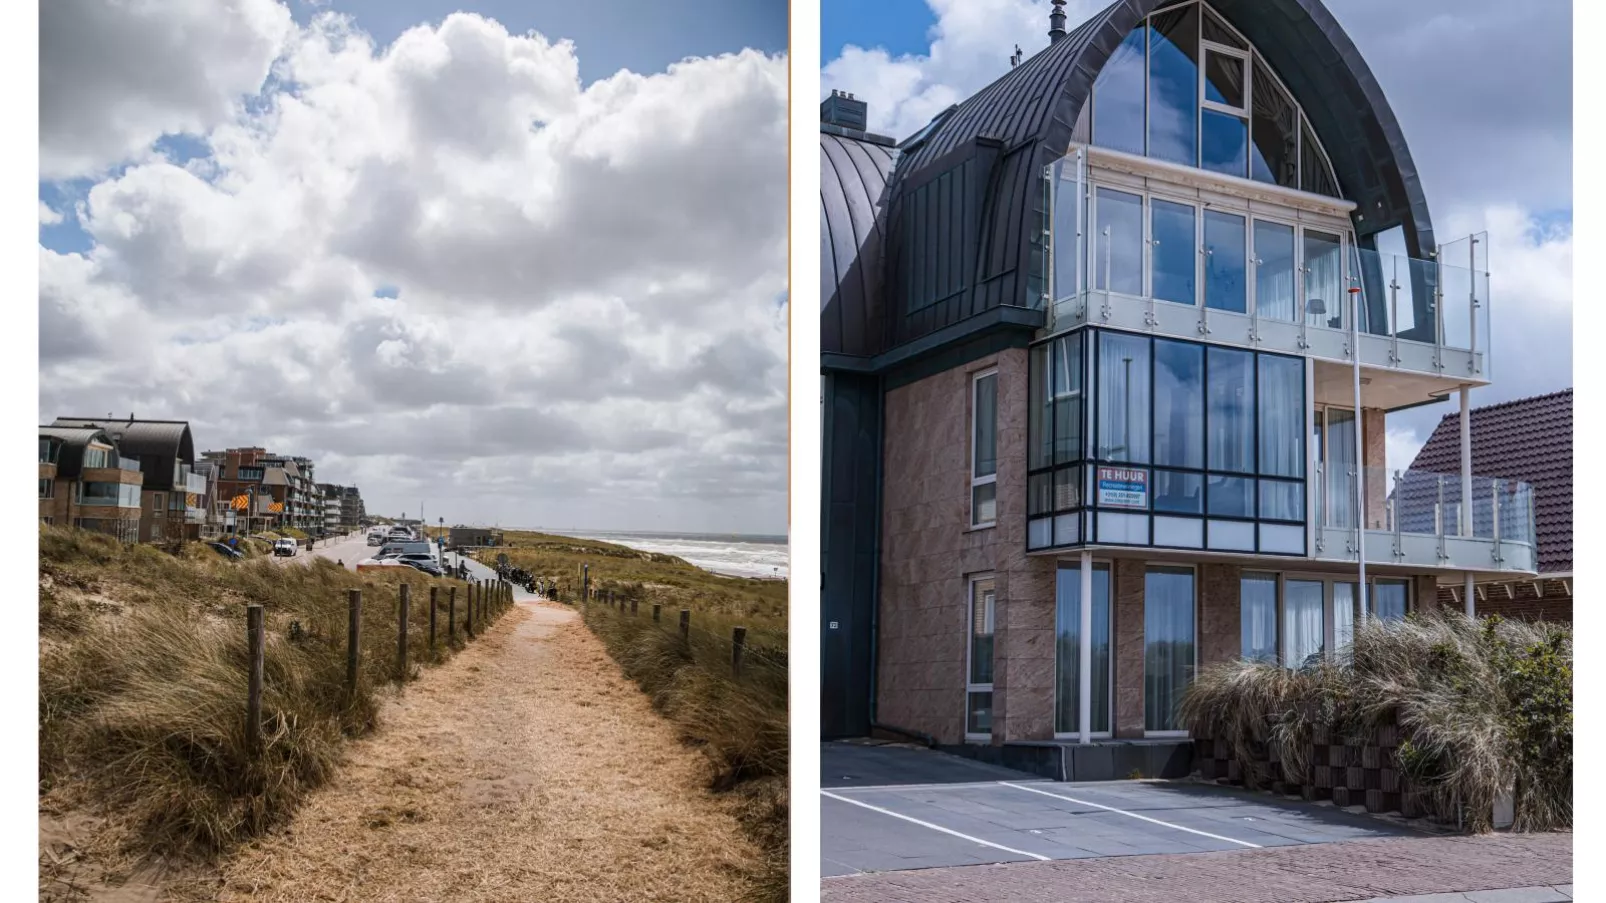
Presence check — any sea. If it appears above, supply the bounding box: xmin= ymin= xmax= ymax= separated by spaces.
xmin=534 ymin=530 xmax=788 ymax=580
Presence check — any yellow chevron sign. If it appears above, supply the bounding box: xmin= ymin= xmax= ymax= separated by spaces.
xmin=268 ymin=502 xmax=284 ymax=513
xmin=231 ymin=495 xmax=250 ymax=510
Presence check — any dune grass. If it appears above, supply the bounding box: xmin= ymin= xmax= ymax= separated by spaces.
xmin=1180 ymin=612 xmax=1571 ymax=832
xmin=39 ymin=527 xmax=504 ymax=875
xmin=486 ymin=530 xmax=789 ymax=900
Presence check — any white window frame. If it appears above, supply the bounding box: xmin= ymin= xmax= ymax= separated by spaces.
xmin=970 ymin=368 xmax=1000 ymax=529
xmin=1052 ymin=558 xmax=1116 ymax=740
xmin=1143 ymin=561 xmax=1198 ymax=738
xmin=964 ymin=574 xmax=997 ymax=742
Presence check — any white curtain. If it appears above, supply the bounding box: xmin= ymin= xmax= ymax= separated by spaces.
xmin=1098 ymin=332 xmax=1151 ymax=462
xmin=1254 ymin=221 xmax=1296 ymax=322
xmin=1333 ymin=582 xmax=1357 ymax=654
xmin=1284 ymin=580 xmax=1324 ymax=667
xmin=1304 ymin=232 xmax=1343 ymax=329
xmin=1257 ymin=354 xmax=1304 ymax=479
xmin=1241 ymin=574 xmax=1278 ymax=662
xmin=1324 ymin=409 xmax=1356 ymax=529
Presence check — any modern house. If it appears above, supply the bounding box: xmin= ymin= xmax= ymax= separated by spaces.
xmin=39 ymin=425 xmax=144 ymax=542
xmin=50 ymin=417 xmax=205 ymax=542
xmin=1408 ymin=390 xmax=1571 ymax=622
xmin=819 ymin=0 xmax=1536 ymax=774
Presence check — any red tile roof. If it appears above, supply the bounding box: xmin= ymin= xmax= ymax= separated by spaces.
xmin=1407 ymin=389 xmax=1571 ymax=573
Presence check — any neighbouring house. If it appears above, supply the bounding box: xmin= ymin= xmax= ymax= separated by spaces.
xmin=318 ymin=483 xmax=367 ymax=533
xmin=1406 ymin=390 xmax=1571 ymax=622
xmin=819 ymin=0 xmax=1537 ymax=778
xmin=39 ymin=426 xmax=143 ymax=542
xmin=50 ymin=417 xmax=204 ymax=542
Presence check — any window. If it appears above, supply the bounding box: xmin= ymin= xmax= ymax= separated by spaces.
xmin=1094 ymin=188 xmax=1144 ymax=295
xmin=1147 ymin=5 xmax=1199 ymax=166
xmin=1373 ymin=579 xmax=1409 ymax=621
xmin=1204 ymin=210 xmax=1247 ymax=313
xmin=966 ymin=576 xmax=997 ymax=738
xmin=1254 ymin=220 xmax=1298 ymax=322
xmin=1284 ymin=579 xmax=1325 ymax=667
xmin=971 ymin=370 xmax=998 ymax=527
xmin=79 ymin=481 xmax=141 ymax=508
xmin=83 ymin=446 xmax=110 ymax=469
xmin=1029 ymin=335 xmax=1086 ymax=550
xmin=1303 ymin=230 xmax=1344 ymax=329
xmin=1092 ymin=27 xmax=1146 ymax=155
xmin=1333 ymin=581 xmax=1359 ymax=652
xmin=1206 ymin=346 xmax=1253 ymax=473
xmin=39 ymin=478 xmax=54 ymax=500
xmin=1089 ymin=0 xmax=1341 ymax=198
xmin=1097 ymin=331 xmax=1151 ymax=463
xmin=1153 ymin=340 xmax=1203 ymax=468
xmin=1144 ymin=566 xmax=1195 ymax=732
xmin=41 ymin=517 xmax=53 ymax=526
xmin=1241 ymin=573 xmax=1278 ymax=662
xmin=1055 ymin=562 xmax=1112 ymax=735
xmin=1150 ymin=199 xmax=1197 ymax=305
xmin=39 ymin=438 xmax=59 ymax=464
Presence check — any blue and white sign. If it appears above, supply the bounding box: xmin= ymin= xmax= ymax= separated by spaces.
xmin=1097 ymin=466 xmax=1149 ymax=509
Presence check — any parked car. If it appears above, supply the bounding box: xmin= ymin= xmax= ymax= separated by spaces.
xmin=273 ymin=539 xmax=297 ymax=557
xmin=399 ymin=558 xmax=445 ymax=577
xmin=208 ymin=542 xmax=244 ymax=561
xmin=367 ymin=533 xmax=384 ymax=546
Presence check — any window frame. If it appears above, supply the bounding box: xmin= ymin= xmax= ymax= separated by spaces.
xmin=39 ymin=478 xmax=54 ymax=500
xmin=1240 ymin=570 xmax=1281 ymax=663
xmin=964 ymin=573 xmax=998 ymax=742
xmin=1276 ymin=572 xmax=1412 ymax=667
xmin=970 ymin=368 xmax=1000 ymax=529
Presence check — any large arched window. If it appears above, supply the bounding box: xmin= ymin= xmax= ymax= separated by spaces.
xmin=1086 ymin=0 xmax=1341 ymax=198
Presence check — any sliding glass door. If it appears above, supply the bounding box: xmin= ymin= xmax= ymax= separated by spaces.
xmin=1054 ymin=563 xmax=1112 ymax=736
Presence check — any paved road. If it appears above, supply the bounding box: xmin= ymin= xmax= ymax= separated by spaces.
xmin=291 ymin=533 xmax=542 ymax=603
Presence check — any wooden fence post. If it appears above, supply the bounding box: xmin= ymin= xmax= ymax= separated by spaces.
xmin=679 ymin=609 xmax=690 ymax=645
xmin=448 ymin=586 xmax=458 ymax=644
xmin=582 ymin=565 xmax=590 ymax=603
xmin=246 ymin=604 xmax=264 ymax=754
xmin=466 ymin=581 xmax=476 ymax=638
xmin=731 ymin=626 xmax=747 ymax=678
xmin=429 ymin=586 xmax=438 ymax=652
xmin=653 ymin=603 xmax=661 ymax=623
xmin=631 ymin=597 xmax=638 ymax=616
xmin=397 ymin=584 xmax=410 ymax=680
xmin=346 ymin=589 xmax=362 ymax=697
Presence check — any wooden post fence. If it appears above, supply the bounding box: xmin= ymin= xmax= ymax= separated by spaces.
xmin=653 ymin=603 xmax=661 ymax=623
xmin=429 ymin=586 xmax=438 ymax=652
xmin=397 ymin=584 xmax=410 ymax=680
xmin=346 ymin=589 xmax=362 ymax=697
xmin=246 ymin=604 xmax=264 ymax=754
xmin=448 ymin=586 xmax=458 ymax=643
xmin=631 ymin=597 xmax=638 ymax=616
xmin=679 ymin=609 xmax=690 ymax=645
xmin=582 ymin=565 xmax=590 ymax=603
xmin=466 ymin=581 xmax=476 ymax=638
xmin=731 ymin=626 xmax=747 ymax=677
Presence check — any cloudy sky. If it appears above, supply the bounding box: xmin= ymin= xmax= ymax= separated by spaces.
xmin=821 ymin=0 xmax=1573 ymax=474
xmin=39 ymin=0 xmax=788 ymax=535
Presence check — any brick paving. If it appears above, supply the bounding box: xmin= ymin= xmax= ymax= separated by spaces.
xmin=820 ymin=832 xmax=1571 ymax=903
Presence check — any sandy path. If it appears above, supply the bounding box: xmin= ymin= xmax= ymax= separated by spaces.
xmin=209 ymin=601 xmax=760 ymax=902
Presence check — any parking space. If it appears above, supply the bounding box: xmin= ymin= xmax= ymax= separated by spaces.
xmin=821 ymin=741 xmax=1424 ymax=878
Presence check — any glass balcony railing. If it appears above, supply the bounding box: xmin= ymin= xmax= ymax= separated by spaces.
xmin=1312 ymin=464 xmax=1536 ymax=574
xmin=1042 ymin=149 xmax=1492 ymax=381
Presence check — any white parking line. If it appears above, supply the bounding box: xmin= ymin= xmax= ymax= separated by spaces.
xmin=998 ymin=782 xmax=1262 ymax=849
xmin=820 ymin=790 xmax=1051 ymax=861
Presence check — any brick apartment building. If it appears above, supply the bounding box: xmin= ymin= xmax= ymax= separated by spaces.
xmin=50 ymin=417 xmax=206 ymax=541
xmin=39 ymin=425 xmax=143 ymax=542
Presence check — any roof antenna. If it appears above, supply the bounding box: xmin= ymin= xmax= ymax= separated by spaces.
xmin=1049 ymin=0 xmax=1067 ymax=42
xmin=1009 ymin=44 xmax=1023 ymax=67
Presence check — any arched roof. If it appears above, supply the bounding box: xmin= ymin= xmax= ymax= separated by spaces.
xmin=51 ymin=417 xmax=195 ymax=489
xmin=900 ymin=0 xmax=1432 ymax=252
xmin=821 ymin=130 xmax=896 ymax=358
xmin=831 ymin=0 xmax=1437 ymax=364
xmin=39 ymin=426 xmax=114 ymax=479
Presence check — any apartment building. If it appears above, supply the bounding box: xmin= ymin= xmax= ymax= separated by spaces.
xmin=318 ymin=483 xmax=367 ymax=533
xmin=819 ymin=0 xmax=1537 ymax=774
xmin=39 ymin=425 xmax=143 ymax=542
xmin=50 ymin=417 xmax=206 ymax=541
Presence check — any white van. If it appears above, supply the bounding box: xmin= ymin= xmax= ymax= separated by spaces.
xmin=378 ymin=540 xmax=439 ymax=564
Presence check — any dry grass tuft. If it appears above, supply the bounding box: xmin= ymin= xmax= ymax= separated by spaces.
xmin=1181 ymin=611 xmax=1571 ymax=832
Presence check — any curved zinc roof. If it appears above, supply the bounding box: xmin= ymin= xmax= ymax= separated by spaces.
xmin=848 ymin=0 xmax=1435 ymax=362
xmin=51 ymin=418 xmax=194 ymax=463
xmin=822 ymin=129 xmax=896 ymax=359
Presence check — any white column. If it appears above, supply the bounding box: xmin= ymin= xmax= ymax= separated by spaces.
xmin=1460 ymin=388 xmax=1473 ymax=537
xmin=1465 ymin=572 xmax=1476 ymax=618
xmin=1078 ymin=549 xmax=1093 ymax=745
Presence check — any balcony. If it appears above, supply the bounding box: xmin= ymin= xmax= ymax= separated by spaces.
xmin=1042 ymin=149 xmax=1492 ymax=388
xmin=1312 ymin=467 xmax=1537 ymax=578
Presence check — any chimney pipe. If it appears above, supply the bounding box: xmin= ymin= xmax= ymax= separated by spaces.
xmin=1049 ymin=0 xmax=1067 ymax=41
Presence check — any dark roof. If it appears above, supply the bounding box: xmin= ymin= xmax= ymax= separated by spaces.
xmin=39 ymin=425 xmax=115 ymax=479
xmin=51 ymin=417 xmax=194 ymax=489
xmin=1407 ymin=390 xmax=1572 ymax=573
xmin=830 ymin=0 xmax=1436 ymax=361
xmin=822 ymin=128 xmax=897 ymax=358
